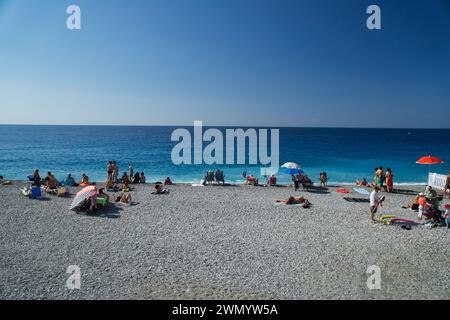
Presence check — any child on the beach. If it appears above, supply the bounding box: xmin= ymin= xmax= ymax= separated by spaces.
xmin=417 ymin=193 xmax=427 ymax=220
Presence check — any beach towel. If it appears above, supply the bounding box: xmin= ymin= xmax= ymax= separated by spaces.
xmin=272 ymin=201 xmax=311 ymax=208
xmin=272 ymin=202 xmax=304 ymax=207
xmin=353 ymin=187 xmax=370 ymax=195
xmin=336 ymin=188 xmax=351 ymax=194
xmin=343 ymin=197 xmax=370 ymax=203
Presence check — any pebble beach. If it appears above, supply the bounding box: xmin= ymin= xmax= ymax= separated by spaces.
xmin=0 ymin=182 xmax=448 ymax=300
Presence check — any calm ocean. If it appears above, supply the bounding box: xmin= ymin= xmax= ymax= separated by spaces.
xmin=0 ymin=125 xmax=449 ymax=184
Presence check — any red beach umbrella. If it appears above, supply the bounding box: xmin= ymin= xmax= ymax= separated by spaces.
xmin=416 ymin=156 xmax=444 ymax=165
xmin=416 ymin=155 xmax=445 ymax=174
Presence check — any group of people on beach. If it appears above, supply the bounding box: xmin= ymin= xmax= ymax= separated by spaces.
xmin=355 ymin=166 xmax=395 ymax=193
xmin=203 ymin=170 xmax=225 ymax=185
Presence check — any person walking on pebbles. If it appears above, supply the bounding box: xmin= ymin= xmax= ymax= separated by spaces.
xmin=370 ymin=186 xmax=385 ymax=223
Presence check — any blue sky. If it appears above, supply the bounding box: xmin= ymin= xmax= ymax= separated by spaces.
xmin=0 ymin=0 xmax=449 ymax=127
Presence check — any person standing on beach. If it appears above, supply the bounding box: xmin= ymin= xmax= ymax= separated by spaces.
xmin=377 ymin=166 xmax=384 ymax=190
xmin=444 ymin=170 xmax=450 ymax=198
xmin=370 ymin=186 xmax=385 ymax=222
xmin=107 ymin=161 xmax=114 ymax=180
xmin=32 ymin=169 xmax=41 ymax=187
xmin=113 ymin=161 xmax=119 ymax=183
xmin=385 ymin=168 xmax=394 ymax=193
xmin=373 ymin=167 xmax=379 ymax=188
xmin=128 ymin=163 xmax=133 ymax=179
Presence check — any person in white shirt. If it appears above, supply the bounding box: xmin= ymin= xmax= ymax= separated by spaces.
xmin=370 ymin=186 xmax=385 ymax=222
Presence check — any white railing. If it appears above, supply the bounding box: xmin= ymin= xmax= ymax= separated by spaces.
xmin=428 ymin=173 xmax=447 ymax=190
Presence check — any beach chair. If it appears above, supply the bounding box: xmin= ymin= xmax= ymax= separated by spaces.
xmin=215 ymin=171 xmax=225 ymax=185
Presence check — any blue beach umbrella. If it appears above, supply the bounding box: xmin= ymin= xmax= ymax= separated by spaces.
xmin=284 ymin=168 xmax=304 ymax=175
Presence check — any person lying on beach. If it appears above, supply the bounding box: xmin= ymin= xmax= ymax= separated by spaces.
xmin=79 ymin=174 xmax=90 ymax=187
xmin=276 ymin=196 xmax=311 ymax=207
xmin=0 ymin=175 xmax=12 ymax=185
xmin=276 ymin=196 xmax=307 ymax=205
xmin=152 ymin=184 xmax=170 ymax=195
xmin=164 ymin=177 xmax=173 ymax=185
xmin=65 ymin=174 xmax=78 ymax=187
xmin=355 ymin=178 xmax=369 ymax=187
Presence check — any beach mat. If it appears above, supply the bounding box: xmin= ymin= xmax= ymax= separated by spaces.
xmin=343 ymin=197 xmax=370 ymax=203
xmin=272 ymin=201 xmax=311 ymax=208
xmin=353 ymin=187 xmax=371 ymax=195
xmin=272 ymin=202 xmax=304 ymax=207
xmin=336 ymin=188 xmax=351 ymax=194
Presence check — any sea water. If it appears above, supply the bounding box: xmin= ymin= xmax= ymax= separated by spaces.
xmin=0 ymin=125 xmax=449 ymax=184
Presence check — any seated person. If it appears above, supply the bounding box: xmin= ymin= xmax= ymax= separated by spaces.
xmin=140 ymin=172 xmax=146 ymax=184
xmin=402 ymin=195 xmax=420 ymax=211
xmin=356 ymin=178 xmax=369 ymax=187
xmin=115 ymin=192 xmax=132 ymax=204
xmin=105 ymin=177 xmax=115 ymax=190
xmin=79 ymin=174 xmax=90 ymax=187
xmin=267 ymin=174 xmax=277 ymax=186
xmin=65 ymin=174 xmax=78 ymax=187
xmin=246 ymin=175 xmax=259 ymax=186
xmin=151 ymin=183 xmax=169 ymax=194
xmin=44 ymin=172 xmax=58 ymax=190
xmin=28 ymin=169 xmax=41 ymax=186
xmin=215 ymin=170 xmax=225 ymax=184
xmin=97 ymin=188 xmax=110 ymax=203
xmin=424 ymin=186 xmax=439 ymax=211
xmin=164 ymin=177 xmax=173 ymax=185
xmin=302 ymin=175 xmax=313 ymax=186
xmin=89 ymin=194 xmax=98 ymax=212
xmin=121 ymin=173 xmax=130 ymax=191
xmin=133 ymin=172 xmax=141 ymax=184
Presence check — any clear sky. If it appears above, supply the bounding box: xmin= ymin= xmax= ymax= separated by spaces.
xmin=0 ymin=0 xmax=449 ymax=127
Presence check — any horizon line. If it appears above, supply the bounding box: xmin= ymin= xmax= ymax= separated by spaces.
xmin=1 ymin=123 xmax=450 ymax=130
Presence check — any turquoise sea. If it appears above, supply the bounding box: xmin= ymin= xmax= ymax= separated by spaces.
xmin=0 ymin=125 xmax=449 ymax=184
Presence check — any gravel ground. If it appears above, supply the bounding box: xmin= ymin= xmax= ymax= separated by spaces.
xmin=0 ymin=182 xmax=448 ymax=300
